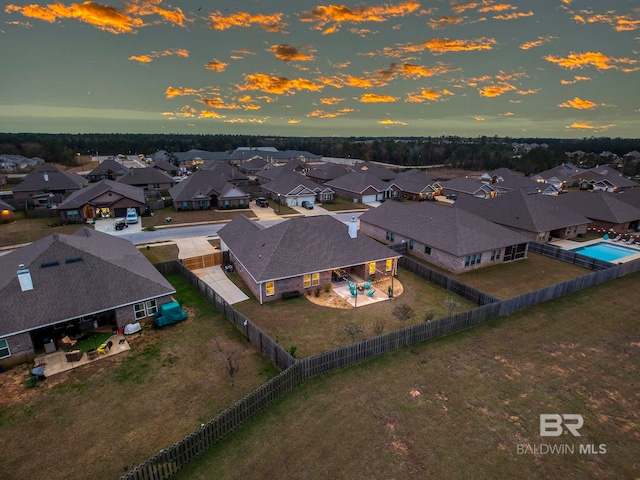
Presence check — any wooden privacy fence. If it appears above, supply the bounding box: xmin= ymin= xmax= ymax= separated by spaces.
xmin=181 ymin=253 xmax=222 ymax=271
xmin=528 ymin=241 xmax=613 ymax=270
xmin=121 ymin=246 xmax=640 ymax=480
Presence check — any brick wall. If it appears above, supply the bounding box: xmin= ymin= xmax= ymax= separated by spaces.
xmin=1 ymin=332 xmax=35 ymax=368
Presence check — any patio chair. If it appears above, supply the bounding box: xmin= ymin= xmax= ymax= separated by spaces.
xmin=96 ymin=340 xmax=113 ymax=355
xmin=363 ymin=280 xmax=372 ymax=290
xmin=366 ymin=289 xmax=375 ymax=298
xmin=611 ymin=235 xmax=622 ymax=242
xmin=625 ymin=237 xmax=635 ymax=245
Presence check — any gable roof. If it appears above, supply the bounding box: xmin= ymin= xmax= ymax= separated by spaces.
xmin=555 ymin=190 xmax=640 ymax=223
xmin=0 ymin=199 xmax=15 ymax=211
xmin=307 ymin=163 xmax=350 ymax=181
xmin=261 ymin=172 xmax=330 ymax=196
xmin=440 ymin=177 xmax=496 ymax=195
xmin=218 ymin=215 xmax=400 ymax=283
xmin=359 ymin=200 xmax=529 ymax=256
xmin=454 ymin=189 xmax=590 ymax=233
xmin=116 ymin=167 xmax=175 ymax=186
xmin=169 ymin=169 xmax=248 ymax=202
xmin=353 ymin=163 xmax=397 ymax=180
xmin=492 ymin=176 xmax=543 ymax=193
xmin=88 ymin=159 xmax=130 ymax=176
xmin=150 ymin=160 xmax=178 ymax=174
xmin=14 ymin=165 xmax=86 ymax=192
xmin=325 ymin=171 xmax=390 ymax=193
xmin=0 ymin=228 xmax=175 ymax=336
xmin=57 ymin=179 xmax=145 ymax=210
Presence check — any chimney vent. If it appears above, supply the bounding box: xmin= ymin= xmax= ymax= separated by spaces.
xmin=348 ymin=216 xmax=358 ymax=239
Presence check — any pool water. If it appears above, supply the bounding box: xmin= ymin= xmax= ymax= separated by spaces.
xmin=570 ymin=242 xmax=637 ymax=262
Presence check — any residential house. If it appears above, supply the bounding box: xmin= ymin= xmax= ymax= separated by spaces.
xmin=169 ymin=169 xmax=251 ymax=210
xmin=359 ymin=201 xmax=530 ymax=274
xmin=237 ymin=157 xmax=271 ymax=175
xmin=0 ymin=154 xmax=44 ymax=171
xmin=480 ymin=167 xmax=519 ymax=184
xmin=228 ymin=148 xmax=321 ymax=165
xmin=306 ymin=163 xmax=351 ymax=184
xmin=353 ymin=163 xmax=397 ymax=181
xmin=0 ymin=199 xmax=15 ymax=223
xmin=607 ymin=188 xmax=640 ymax=211
xmin=56 ymin=179 xmax=145 ymax=223
xmin=199 ymin=161 xmax=249 ymax=186
xmin=389 ymin=169 xmax=442 ymax=201
xmin=218 ymin=215 xmax=401 ymax=304
xmin=260 ymin=171 xmax=334 ymax=207
xmin=572 ymin=166 xmax=639 ymax=192
xmin=0 ymin=228 xmax=175 ymax=368
xmin=490 ymin=176 xmax=557 ymax=195
xmin=531 ymin=163 xmax=585 ymax=189
xmin=150 ymin=160 xmax=180 ymax=177
xmin=255 ymin=162 xmax=307 ymax=185
xmin=174 ymin=149 xmax=230 ymax=169
xmin=555 ymin=190 xmax=640 ymax=234
xmin=86 ymin=159 xmax=130 ymax=183
xmin=439 ymin=177 xmax=497 ymax=199
xmin=325 ymin=171 xmax=397 ymax=203
xmin=454 ymin=189 xmax=590 ymax=242
xmin=116 ymin=167 xmax=176 ymax=192
xmin=12 ymin=165 xmax=86 ymax=204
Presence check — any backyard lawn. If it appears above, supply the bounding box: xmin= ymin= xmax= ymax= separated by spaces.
xmin=234 ymin=267 xmax=477 ymax=358
xmin=0 ymin=274 xmax=280 ymax=480
xmin=173 ymin=271 xmax=640 ymax=480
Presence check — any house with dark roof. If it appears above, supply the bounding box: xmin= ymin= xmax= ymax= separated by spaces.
xmin=150 ymin=160 xmax=180 ymax=177
xmin=168 ymin=169 xmax=251 ymax=210
xmin=218 ymin=215 xmax=401 ymax=304
xmin=454 ymin=189 xmax=590 ymax=242
xmin=480 ymin=167 xmax=519 ymax=184
xmin=389 ymin=170 xmax=442 ymax=201
xmin=87 ymin=159 xmax=130 ymax=183
xmin=555 ymin=190 xmax=640 ymax=234
xmin=306 ymin=163 xmax=351 ymax=184
xmin=572 ymin=166 xmax=638 ymax=192
xmin=490 ymin=176 xmax=558 ymax=196
xmin=12 ymin=165 xmax=86 ymax=203
xmin=56 ymin=179 xmax=145 ymax=223
xmin=0 ymin=199 xmax=15 ymax=223
xmin=359 ymin=201 xmax=530 ymax=273
xmin=0 ymin=228 xmax=175 ymax=367
xmin=229 ymin=148 xmax=321 ymax=165
xmin=531 ymin=163 xmax=585 ymax=189
xmin=353 ymin=163 xmax=397 ymax=181
xmin=439 ymin=177 xmax=497 ymax=199
xmin=237 ymin=157 xmax=271 ymax=175
xmin=199 ymin=161 xmax=249 ymax=186
xmin=261 ymin=172 xmax=334 ymax=207
xmin=325 ymin=171 xmax=397 ymax=203
xmin=116 ymin=167 xmax=176 ymax=191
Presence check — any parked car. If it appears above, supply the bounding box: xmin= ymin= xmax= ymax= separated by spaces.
xmin=301 ymin=200 xmax=314 ymax=210
xmin=256 ymin=197 xmax=269 ymax=207
xmin=125 ymin=208 xmax=139 ymax=224
xmin=114 ymin=218 xmax=127 ymax=231
xmin=445 ymin=193 xmax=458 ymax=200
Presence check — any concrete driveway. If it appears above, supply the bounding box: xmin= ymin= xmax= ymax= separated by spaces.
xmin=193 ymin=266 xmax=249 ymax=304
xmin=93 ymin=217 xmax=142 ymax=236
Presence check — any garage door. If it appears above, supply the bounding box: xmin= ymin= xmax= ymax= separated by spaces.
xmin=362 ymin=195 xmax=377 ymax=203
xmin=113 ymin=207 xmax=127 ymax=218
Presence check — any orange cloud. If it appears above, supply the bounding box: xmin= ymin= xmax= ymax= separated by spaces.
xmin=237 ymin=73 xmax=324 ymax=95
xmin=6 ymin=2 xmax=144 ymax=34
xmin=544 ymin=51 xmax=638 ymax=70
xmin=199 ymin=98 xmax=242 ymax=110
xmin=208 ymin=11 xmax=286 ymax=33
xmin=129 ymin=48 xmax=188 ymax=63
xmin=379 ymin=119 xmax=407 ymax=126
xmin=269 ymin=44 xmax=315 ymax=62
xmin=358 ymin=93 xmax=398 ymax=103
xmin=288 ymin=119 xmax=301 ymax=124
xmin=328 ymin=60 xmax=351 ymax=69
xmin=166 ymin=86 xmax=209 ymax=99
xmin=199 ymin=110 xmax=226 ymax=119
xmin=224 ymin=118 xmax=266 ymax=124
xmin=573 ymin=10 xmax=640 ymax=32
xmin=478 ymin=4 xmax=517 ymax=13
xmin=205 ymin=59 xmax=228 ymax=72
xmin=306 ymin=108 xmax=354 ymax=118
xmin=384 ymin=37 xmax=497 ymax=57
xmin=319 ymin=74 xmax=388 ymax=89
xmin=428 ymin=16 xmax=464 ymax=29
xmin=493 ymin=11 xmax=533 ymax=21
xmin=560 ymin=75 xmax=591 ymax=85
xmin=478 ymin=83 xmax=516 ymax=97
xmin=474 ymin=116 xmax=485 ymax=121
xmin=300 ymin=0 xmax=420 ymax=34
xmin=320 ymin=97 xmax=345 ymax=105
xmin=516 ymin=89 xmax=539 ymax=95
xmin=406 ymin=88 xmax=454 ymax=102
xmin=558 ymin=97 xmax=598 ymax=109
xmin=520 ymin=35 xmax=554 ymax=50
xmin=125 ymin=0 xmax=187 ymax=27
xmin=162 ymin=105 xmax=197 ymax=118
xmin=565 ymin=121 xmax=614 ymax=131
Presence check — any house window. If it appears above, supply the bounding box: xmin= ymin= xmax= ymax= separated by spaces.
xmin=464 ymin=254 xmax=482 ymax=267
xmin=538 ymin=232 xmax=546 ymax=240
xmin=145 ymin=299 xmax=158 ymax=316
xmin=0 ymin=338 xmax=10 ymax=359
xmin=134 ymin=303 xmax=147 ymax=320
xmin=409 ymin=240 xmax=414 ymax=250
xmin=503 ymin=244 xmax=526 ymax=261
xmin=369 ymin=262 xmax=376 ymax=275
xmin=303 ymin=274 xmax=311 ymax=288
xmin=385 ymin=231 xmax=395 ymax=242
xmin=385 ymin=259 xmax=393 ymax=272
xmin=66 ymin=210 xmax=80 ymax=218
xmin=265 ymin=281 xmax=275 ymax=296
xmin=180 ymin=201 xmax=190 ymax=210
xmin=153 ymin=183 xmax=160 ymax=188
xmin=491 ymin=249 xmax=501 ymax=261
xmin=424 ymin=246 xmax=431 ymax=255
xmin=312 ymin=272 xmax=320 ymax=286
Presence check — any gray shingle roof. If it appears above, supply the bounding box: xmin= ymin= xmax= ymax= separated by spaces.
xmin=555 ymin=190 xmax=640 ymax=223
xmin=14 ymin=165 xmax=86 ymax=192
xmin=218 ymin=215 xmax=400 ymax=283
xmin=325 ymin=171 xmax=390 ymax=193
xmin=0 ymin=228 xmax=175 ymax=336
xmin=261 ymin=172 xmax=329 ymax=196
xmin=440 ymin=177 xmax=495 ymax=195
xmin=359 ymin=201 xmax=529 ymax=256
xmin=57 ymin=179 xmax=145 ymax=210
xmin=0 ymin=199 xmax=15 ymax=211
xmin=88 ymin=159 xmax=130 ymax=176
xmin=169 ymin=169 xmax=249 ymax=202
xmin=116 ymin=167 xmax=175 ymax=186
xmin=454 ymin=189 xmax=590 ymax=233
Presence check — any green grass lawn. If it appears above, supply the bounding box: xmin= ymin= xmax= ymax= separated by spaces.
xmin=142 ymin=206 xmax=256 ymax=228
xmin=320 ymin=197 xmax=370 ymax=211
xmin=0 ymin=212 xmax=85 ymax=248
xmin=72 ymin=332 xmax=112 ymax=352
xmin=173 ymin=270 xmax=640 ymax=480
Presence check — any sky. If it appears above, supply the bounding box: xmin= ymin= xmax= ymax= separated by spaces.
xmin=1 ymin=0 xmax=639 ymax=138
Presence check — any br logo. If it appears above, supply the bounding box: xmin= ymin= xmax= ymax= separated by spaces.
xmin=540 ymin=414 xmax=584 ymax=437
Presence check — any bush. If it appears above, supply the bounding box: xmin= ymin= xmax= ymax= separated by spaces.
xmin=423 ymin=310 xmax=435 ymax=322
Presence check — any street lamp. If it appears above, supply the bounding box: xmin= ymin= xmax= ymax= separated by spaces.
xmin=277 ymin=194 xmax=281 ymax=213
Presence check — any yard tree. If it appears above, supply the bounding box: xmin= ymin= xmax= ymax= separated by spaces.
xmin=214 ymin=337 xmax=240 ymax=386
xmin=393 ymin=303 xmax=414 ymax=324
xmin=343 ymin=322 xmax=363 ymax=343
xmin=372 ymin=319 xmax=385 ymax=336
xmin=444 ymin=296 xmax=461 ymax=315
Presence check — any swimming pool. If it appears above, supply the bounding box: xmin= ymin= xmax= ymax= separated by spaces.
xmin=570 ymin=242 xmax=637 ymax=262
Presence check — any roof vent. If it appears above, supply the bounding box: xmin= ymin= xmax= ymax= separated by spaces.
xmin=348 ymin=216 xmax=358 ymax=239
xmin=17 ymin=264 xmax=34 ymax=292
xmin=41 ymin=260 xmax=60 ymax=268
xmin=65 ymin=257 xmax=83 ymax=264
xmin=44 ymin=173 xmax=49 ymax=181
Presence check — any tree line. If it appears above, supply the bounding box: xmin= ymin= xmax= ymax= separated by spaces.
xmin=0 ymin=133 xmax=638 ymax=175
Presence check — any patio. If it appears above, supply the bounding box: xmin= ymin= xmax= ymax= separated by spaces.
xmin=310 ymin=275 xmax=403 ymax=309
xmin=33 ymin=333 xmax=131 ymax=377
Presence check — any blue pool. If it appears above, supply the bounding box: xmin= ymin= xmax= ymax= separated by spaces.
xmin=570 ymin=242 xmax=637 ymax=262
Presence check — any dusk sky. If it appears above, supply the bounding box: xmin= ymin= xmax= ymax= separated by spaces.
xmin=1 ymin=0 xmax=639 ymax=138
